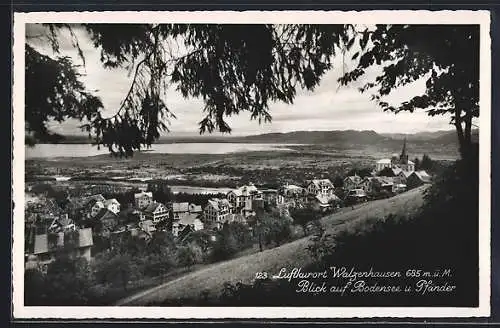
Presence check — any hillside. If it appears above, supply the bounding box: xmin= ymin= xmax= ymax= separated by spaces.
xmin=115 ymin=186 xmax=427 ymax=306
xmin=431 ymin=129 xmax=479 ymax=144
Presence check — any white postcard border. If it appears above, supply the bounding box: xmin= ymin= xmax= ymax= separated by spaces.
xmin=12 ymin=10 xmax=492 ymax=319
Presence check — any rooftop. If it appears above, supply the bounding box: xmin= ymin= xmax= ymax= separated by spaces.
xmin=176 ymin=213 xmax=201 ymax=226
xmin=173 ymin=202 xmax=189 ymax=213
xmin=143 ymin=202 xmax=165 ymax=214
xmin=207 ymin=198 xmax=232 ymax=211
xmin=33 ymin=228 xmax=93 ymax=255
xmin=134 ymin=191 xmax=153 ymax=199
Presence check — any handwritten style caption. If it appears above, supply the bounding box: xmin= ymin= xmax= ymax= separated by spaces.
xmin=255 ymin=266 xmax=456 ymax=296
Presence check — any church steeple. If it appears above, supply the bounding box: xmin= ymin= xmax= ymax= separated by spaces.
xmin=400 ymin=137 xmax=408 ymax=164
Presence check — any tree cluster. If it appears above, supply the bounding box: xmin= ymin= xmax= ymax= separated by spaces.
xmin=26 ymin=24 xmax=343 ymax=156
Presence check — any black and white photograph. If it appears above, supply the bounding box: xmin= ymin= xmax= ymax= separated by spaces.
xmin=12 ymin=10 xmax=491 ymax=319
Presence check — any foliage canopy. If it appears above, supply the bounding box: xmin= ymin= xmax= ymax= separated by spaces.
xmin=26 ymin=23 xmax=479 ymax=158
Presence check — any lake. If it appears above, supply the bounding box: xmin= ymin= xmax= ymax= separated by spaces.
xmin=25 ymin=143 xmax=301 ymax=159
xmin=170 ymin=185 xmax=232 ymax=195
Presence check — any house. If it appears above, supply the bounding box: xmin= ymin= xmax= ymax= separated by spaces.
xmin=278 ymin=184 xmax=307 ymax=205
xmin=394 ymin=170 xmax=413 ymax=185
xmin=362 ymin=176 xmax=406 ymax=195
xmin=375 ymin=138 xmax=415 ymax=173
xmin=375 ymin=158 xmax=393 ymax=172
xmin=345 ymin=189 xmax=368 ymax=204
xmin=313 ymin=194 xmax=341 ymax=212
xmin=138 ymin=219 xmax=157 ymax=236
xmin=33 ymin=228 xmax=94 ymax=266
xmin=372 ymin=177 xmax=395 ymax=193
xmin=261 ymin=189 xmax=278 ymax=207
xmin=188 ymin=203 xmax=203 ymax=214
xmin=172 ymin=202 xmax=189 ymax=219
xmin=406 ymin=170 xmax=432 ymax=189
xmin=47 ymin=214 xmax=75 ymax=233
xmin=360 ymin=177 xmax=375 ymax=194
xmin=82 ymin=194 xmax=106 ymax=212
xmin=227 ymin=183 xmax=262 ymax=217
xmin=276 ymin=184 xmax=309 ymax=217
xmin=94 ymin=208 xmax=119 ymax=236
xmin=204 ymin=198 xmax=233 ymax=230
xmin=343 ymin=175 xmax=363 ymax=191
xmin=134 ymin=191 xmax=154 ymax=209
xmin=307 ymin=179 xmax=335 ymax=198
xmin=172 ymin=213 xmax=204 ymax=237
xmin=142 ymin=202 xmax=169 ymax=224
xmin=103 ymin=198 xmax=121 ymax=214
xmin=85 ymin=198 xmax=105 ymax=218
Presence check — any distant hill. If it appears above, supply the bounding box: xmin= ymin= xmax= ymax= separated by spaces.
xmin=382 ymin=129 xmax=479 ymax=143
xmin=381 ymin=130 xmax=455 ymax=141
xmin=234 ymin=130 xmax=389 ymax=144
xmin=430 ymin=129 xmax=479 ymax=144
xmin=46 ymin=129 xmax=476 ymax=148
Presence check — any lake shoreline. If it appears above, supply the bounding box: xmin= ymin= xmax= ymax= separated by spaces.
xmin=25 ymin=143 xmax=303 ymax=160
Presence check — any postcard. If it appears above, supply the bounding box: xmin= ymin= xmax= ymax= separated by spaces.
xmin=12 ymin=10 xmax=491 ymax=319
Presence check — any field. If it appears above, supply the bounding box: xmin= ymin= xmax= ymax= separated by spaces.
xmin=116 ymin=185 xmax=428 ymax=306
xmin=26 ymin=143 xmax=457 ymax=190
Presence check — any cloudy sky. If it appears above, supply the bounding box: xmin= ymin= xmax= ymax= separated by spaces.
xmin=26 ymin=24 xmax=455 ymax=137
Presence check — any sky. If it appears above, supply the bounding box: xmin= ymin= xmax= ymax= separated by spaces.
xmin=25 ymin=23 xmax=457 ymax=137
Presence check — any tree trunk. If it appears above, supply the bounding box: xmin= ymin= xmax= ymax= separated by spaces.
xmin=454 ymin=108 xmax=474 ymax=161
xmin=454 ymin=110 xmax=465 ymax=151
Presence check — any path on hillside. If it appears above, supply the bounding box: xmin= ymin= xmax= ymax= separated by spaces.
xmin=115 ymin=186 xmax=428 ymax=306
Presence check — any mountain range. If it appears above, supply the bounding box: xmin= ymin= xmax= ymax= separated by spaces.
xmin=55 ymin=129 xmax=478 ymax=147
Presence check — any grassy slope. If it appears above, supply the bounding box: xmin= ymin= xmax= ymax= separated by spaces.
xmin=115 ymin=186 xmax=427 ymax=306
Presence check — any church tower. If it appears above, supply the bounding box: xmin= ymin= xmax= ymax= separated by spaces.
xmin=399 ymin=137 xmax=409 ymax=164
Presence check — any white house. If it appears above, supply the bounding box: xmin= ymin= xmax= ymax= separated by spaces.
xmin=375 ymin=158 xmax=393 ymax=172
xmin=204 ymin=198 xmax=233 ymax=230
xmin=142 ymin=201 xmax=169 ymax=224
xmin=86 ymin=199 xmax=105 ymax=218
xmin=172 ymin=202 xmax=190 ymax=219
xmin=307 ymin=179 xmax=335 ymax=198
xmin=313 ymin=194 xmax=341 ymax=211
xmin=134 ymin=191 xmax=153 ymax=209
xmin=103 ymin=198 xmax=121 ymax=214
xmin=227 ymin=183 xmax=262 ymax=217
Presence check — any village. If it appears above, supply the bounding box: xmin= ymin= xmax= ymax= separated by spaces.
xmin=24 ymin=139 xmax=433 ymax=274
